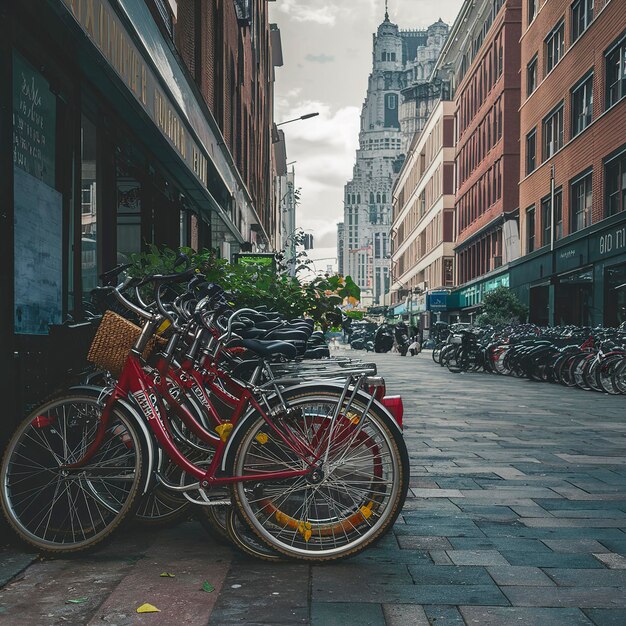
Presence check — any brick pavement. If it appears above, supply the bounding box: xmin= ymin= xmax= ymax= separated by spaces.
xmin=0 ymin=348 xmax=625 ymax=625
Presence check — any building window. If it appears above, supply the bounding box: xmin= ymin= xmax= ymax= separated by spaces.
xmin=571 ymin=171 xmax=593 ymax=232
xmin=605 ymin=151 xmax=626 ymax=216
xmin=545 ymin=20 xmax=565 ymax=74
xmin=571 ymin=73 xmax=593 ymax=137
xmin=541 ymin=189 xmax=563 ymax=246
xmin=527 ymin=54 xmax=538 ymax=96
xmin=571 ymin=0 xmax=593 ymax=43
xmin=606 ymin=37 xmax=626 ymax=109
xmin=526 ymin=206 xmax=536 ymax=253
xmin=542 ymin=103 xmax=564 ymax=161
xmin=526 ymin=129 xmax=537 ymax=174
xmin=528 ymin=0 xmax=538 ymax=23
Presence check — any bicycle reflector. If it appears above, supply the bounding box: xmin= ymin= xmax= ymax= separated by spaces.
xmin=365 ymin=376 xmax=386 ymax=401
xmin=381 ymin=396 xmax=403 ymax=430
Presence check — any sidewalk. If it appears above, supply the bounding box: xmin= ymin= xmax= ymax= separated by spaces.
xmin=1 ymin=349 xmax=625 ymax=625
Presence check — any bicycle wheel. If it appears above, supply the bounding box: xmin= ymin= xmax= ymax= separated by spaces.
xmin=197 ymin=503 xmax=232 ymax=543
xmin=230 ymin=389 xmax=409 ymax=561
xmin=1 ymin=394 xmax=147 ymax=554
xmin=224 ymin=507 xmax=283 ymax=561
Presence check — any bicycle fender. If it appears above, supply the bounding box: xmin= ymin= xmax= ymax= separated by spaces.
xmin=220 ymin=381 xmax=403 ymax=473
xmin=68 ymin=385 xmax=156 ymax=495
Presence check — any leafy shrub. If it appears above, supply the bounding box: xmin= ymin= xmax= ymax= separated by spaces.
xmin=128 ymin=245 xmax=360 ymax=330
xmin=475 ymin=286 xmax=528 ymax=326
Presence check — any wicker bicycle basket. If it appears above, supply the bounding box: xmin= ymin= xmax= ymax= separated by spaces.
xmin=87 ymin=310 xmax=165 ymax=376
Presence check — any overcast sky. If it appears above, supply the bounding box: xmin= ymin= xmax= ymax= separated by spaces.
xmin=268 ymin=0 xmax=463 ymax=274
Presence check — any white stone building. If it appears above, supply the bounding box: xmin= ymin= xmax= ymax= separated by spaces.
xmin=341 ymin=12 xmax=448 ymax=305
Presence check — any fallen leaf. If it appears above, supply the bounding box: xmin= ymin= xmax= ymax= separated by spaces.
xmin=159 ymin=572 xmax=175 ymax=578
xmin=201 ymin=581 xmax=215 ymax=593
xmin=137 ymin=603 xmax=161 ymax=613
xmin=65 ymin=597 xmax=88 ymax=604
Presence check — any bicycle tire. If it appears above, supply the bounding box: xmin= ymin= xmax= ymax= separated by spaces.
xmin=224 ymin=507 xmax=283 ymax=561
xmin=229 ymin=389 xmax=409 ymax=562
xmin=197 ymin=503 xmax=232 ymax=544
xmin=1 ymin=394 xmax=147 ymax=554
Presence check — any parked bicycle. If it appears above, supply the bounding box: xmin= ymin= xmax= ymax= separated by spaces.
xmin=1 ymin=259 xmax=409 ymax=562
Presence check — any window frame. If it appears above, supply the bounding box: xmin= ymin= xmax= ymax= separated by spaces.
xmin=571 ymin=0 xmax=594 ymax=44
xmin=545 ymin=19 xmax=565 ymax=75
xmin=526 ymin=128 xmax=537 ymax=174
xmin=605 ymin=36 xmax=626 ymax=109
xmin=570 ymin=70 xmax=594 ymax=138
xmin=605 ymin=148 xmax=626 ymax=217
xmin=542 ymin=102 xmax=564 ymax=161
xmin=526 ymin=205 xmax=536 ymax=253
xmin=527 ymin=54 xmax=538 ymax=97
xmin=570 ymin=169 xmax=593 ymax=233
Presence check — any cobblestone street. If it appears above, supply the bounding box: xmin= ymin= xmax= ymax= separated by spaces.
xmin=1 ymin=349 xmax=626 ymax=625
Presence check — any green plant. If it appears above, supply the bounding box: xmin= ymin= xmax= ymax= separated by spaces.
xmin=127 ymin=245 xmax=360 ymax=331
xmin=476 ymin=286 xmax=528 ymax=326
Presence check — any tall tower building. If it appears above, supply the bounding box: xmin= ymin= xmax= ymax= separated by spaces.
xmin=342 ymin=11 xmax=448 ymax=305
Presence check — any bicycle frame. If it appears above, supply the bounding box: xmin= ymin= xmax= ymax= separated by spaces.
xmin=65 ymin=350 xmax=315 ymax=487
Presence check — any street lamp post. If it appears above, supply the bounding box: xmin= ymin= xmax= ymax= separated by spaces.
xmin=276 ymin=112 xmax=320 ymax=127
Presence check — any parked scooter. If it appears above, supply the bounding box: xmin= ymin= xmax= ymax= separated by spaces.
xmin=374 ymin=324 xmax=394 ymax=353
xmin=394 ymin=322 xmax=411 ymax=356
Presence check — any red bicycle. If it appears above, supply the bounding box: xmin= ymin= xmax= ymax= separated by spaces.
xmin=1 ymin=270 xmax=409 ymax=561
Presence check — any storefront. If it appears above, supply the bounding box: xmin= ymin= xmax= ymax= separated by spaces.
xmin=0 ymin=0 xmax=268 ymax=439
xmin=447 ymin=270 xmax=510 ymax=322
xmin=510 ymin=212 xmax=626 ymax=327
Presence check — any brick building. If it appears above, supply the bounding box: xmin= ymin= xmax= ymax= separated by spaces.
xmin=511 ymin=0 xmax=626 ymax=326
xmin=0 ymin=0 xmax=280 ymax=441
xmin=434 ymin=0 xmax=522 ymax=315
xmin=390 ymin=101 xmax=456 ymax=326
xmin=175 ymin=0 xmax=278 ymax=246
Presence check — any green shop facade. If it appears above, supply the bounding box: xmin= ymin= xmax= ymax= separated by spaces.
xmin=509 ymin=211 xmax=626 ymax=327
xmin=0 ymin=0 xmax=268 ymax=443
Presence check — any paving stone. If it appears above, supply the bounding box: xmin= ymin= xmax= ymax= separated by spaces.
xmin=583 ymin=608 xmax=626 ymax=625
xmin=311 ymin=602 xmax=385 ymax=626
xmin=460 ymin=606 xmax=593 ymax=625
xmin=411 ymin=488 xmax=464 ymax=498
xmin=545 ymin=569 xmax=626 ymax=587
xmin=542 ymin=539 xmax=608 ymax=553
xmin=430 ymin=550 xmax=454 ymax=565
xmin=486 ymin=566 xmax=555 ymax=586
xmin=0 ymin=548 xmax=37 ymax=588
xmin=500 ymin=552 xmax=606 ymax=568
xmin=382 ymin=603 xmax=429 ymax=625
xmin=396 ymin=536 xmax=452 ymax=551
xmin=593 ymin=553 xmax=626 ymax=569
xmin=423 ymin=605 xmax=466 ymax=625
xmin=446 ymin=550 xmax=509 ymax=566
xmin=407 ymin=565 xmax=493 ymax=586
xmin=520 ymin=518 xmax=626 ymax=528
xmin=597 ymin=539 xmax=626 ymax=556
xmin=502 ymin=586 xmax=626 ymax=608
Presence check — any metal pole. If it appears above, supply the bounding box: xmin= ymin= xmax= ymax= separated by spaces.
xmin=550 ymin=165 xmax=555 ymax=252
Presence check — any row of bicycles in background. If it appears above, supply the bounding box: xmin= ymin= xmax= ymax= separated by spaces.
xmin=431 ymin=322 xmax=626 ymax=395
xmin=0 ymin=259 xmax=409 ymax=562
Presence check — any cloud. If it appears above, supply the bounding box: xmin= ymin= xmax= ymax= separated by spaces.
xmin=305 ymin=53 xmax=335 ymax=64
xmin=278 ymin=1 xmax=343 ymax=25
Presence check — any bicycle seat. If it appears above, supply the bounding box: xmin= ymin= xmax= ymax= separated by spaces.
xmin=235 ymin=339 xmax=299 ymax=360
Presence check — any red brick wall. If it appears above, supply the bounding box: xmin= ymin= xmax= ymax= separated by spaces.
xmin=174 ymin=0 xmax=274 ymax=235
xmin=519 ymin=0 xmax=626 ymax=251
xmin=453 ymin=0 xmax=521 ymax=283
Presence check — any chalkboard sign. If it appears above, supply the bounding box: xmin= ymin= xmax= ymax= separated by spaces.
xmin=14 ymin=166 xmax=63 ymax=335
xmin=12 ymin=52 xmax=56 ymax=187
